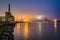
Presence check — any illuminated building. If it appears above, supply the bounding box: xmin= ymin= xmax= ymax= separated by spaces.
xmin=0 ymin=4 xmax=15 ymax=40
xmin=0 ymin=4 xmax=14 ymax=22
xmin=5 ymin=4 xmax=14 ymax=22
xmin=0 ymin=16 xmax=5 ymax=21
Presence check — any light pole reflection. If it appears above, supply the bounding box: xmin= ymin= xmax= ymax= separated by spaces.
xmin=53 ymin=19 xmax=57 ymax=32
xmin=24 ymin=22 xmax=29 ymax=40
xmin=36 ymin=22 xmax=42 ymax=37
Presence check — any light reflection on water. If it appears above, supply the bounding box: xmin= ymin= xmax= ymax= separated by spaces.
xmin=14 ymin=22 xmax=58 ymax=40
xmin=24 ymin=22 xmax=28 ymax=40
xmin=53 ymin=20 xmax=57 ymax=32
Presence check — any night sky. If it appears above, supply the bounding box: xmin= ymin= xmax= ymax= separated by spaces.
xmin=0 ymin=0 xmax=60 ymax=19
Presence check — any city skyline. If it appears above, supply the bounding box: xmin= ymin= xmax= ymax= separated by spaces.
xmin=0 ymin=0 xmax=60 ymax=19
xmin=0 ymin=0 xmax=60 ymax=40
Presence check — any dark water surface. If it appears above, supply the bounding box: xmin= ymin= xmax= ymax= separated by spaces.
xmin=14 ymin=22 xmax=60 ymax=40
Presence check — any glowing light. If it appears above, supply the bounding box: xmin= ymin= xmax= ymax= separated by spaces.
xmin=24 ymin=19 xmax=30 ymax=22
xmin=53 ymin=19 xmax=57 ymax=32
xmin=14 ymin=15 xmax=33 ymax=22
xmin=36 ymin=16 xmax=42 ymax=19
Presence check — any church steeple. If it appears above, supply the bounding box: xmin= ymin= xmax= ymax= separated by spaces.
xmin=5 ymin=3 xmax=14 ymax=21
xmin=8 ymin=3 xmax=10 ymax=13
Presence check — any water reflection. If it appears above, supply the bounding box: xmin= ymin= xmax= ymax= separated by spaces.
xmin=36 ymin=22 xmax=42 ymax=37
xmin=54 ymin=19 xmax=57 ymax=32
xmin=24 ymin=22 xmax=28 ymax=40
xmin=14 ymin=22 xmax=58 ymax=40
xmin=14 ymin=23 xmax=21 ymax=40
xmin=14 ymin=22 xmax=29 ymax=40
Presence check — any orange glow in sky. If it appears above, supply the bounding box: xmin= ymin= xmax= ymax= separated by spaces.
xmin=14 ymin=15 xmax=35 ymax=22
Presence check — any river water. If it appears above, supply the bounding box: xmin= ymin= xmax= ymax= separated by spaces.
xmin=13 ymin=22 xmax=60 ymax=40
